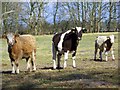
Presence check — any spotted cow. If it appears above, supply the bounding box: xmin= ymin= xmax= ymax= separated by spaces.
xmin=94 ymin=35 xmax=115 ymax=61
xmin=52 ymin=27 xmax=84 ymax=69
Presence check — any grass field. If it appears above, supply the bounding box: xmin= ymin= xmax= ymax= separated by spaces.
xmin=1 ymin=32 xmax=119 ymax=89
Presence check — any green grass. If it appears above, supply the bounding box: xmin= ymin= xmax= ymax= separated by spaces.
xmin=1 ymin=32 xmax=119 ymax=88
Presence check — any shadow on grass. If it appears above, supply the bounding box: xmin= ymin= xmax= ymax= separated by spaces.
xmin=90 ymin=59 xmax=107 ymax=62
xmin=41 ymin=66 xmax=63 ymax=70
xmin=1 ymin=70 xmax=30 ymax=75
xmin=2 ymin=70 xmax=12 ymax=74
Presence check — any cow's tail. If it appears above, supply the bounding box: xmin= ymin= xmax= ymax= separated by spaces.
xmin=52 ymin=42 xmax=57 ymax=69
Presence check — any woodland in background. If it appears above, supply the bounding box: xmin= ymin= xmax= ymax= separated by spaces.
xmin=1 ymin=1 xmax=120 ymax=35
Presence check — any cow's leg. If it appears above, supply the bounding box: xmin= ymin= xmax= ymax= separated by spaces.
xmin=72 ymin=51 xmax=76 ymax=68
xmin=26 ymin=57 xmax=31 ymax=71
xmin=11 ymin=61 xmax=15 ymax=74
xmin=63 ymin=51 xmax=69 ymax=68
xmin=57 ymin=53 xmax=62 ymax=69
xmin=15 ymin=60 xmax=19 ymax=74
xmin=105 ymin=51 xmax=108 ymax=61
xmin=52 ymin=43 xmax=57 ymax=69
xmin=111 ymin=50 xmax=115 ymax=60
xmin=31 ymin=50 xmax=36 ymax=71
xmin=94 ymin=41 xmax=98 ymax=60
xmin=94 ymin=47 xmax=98 ymax=60
xmin=99 ymin=50 xmax=102 ymax=61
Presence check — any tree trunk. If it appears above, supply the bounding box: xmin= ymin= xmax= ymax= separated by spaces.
xmin=98 ymin=2 xmax=102 ymax=33
xmin=107 ymin=2 xmax=113 ymax=32
xmin=81 ymin=2 xmax=84 ymax=28
xmin=77 ymin=2 xmax=80 ymax=26
xmin=93 ymin=2 xmax=96 ymax=33
xmin=53 ymin=1 xmax=58 ymax=33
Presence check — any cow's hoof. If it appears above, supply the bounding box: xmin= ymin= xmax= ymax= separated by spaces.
xmin=11 ymin=71 xmax=15 ymax=74
xmin=32 ymin=70 xmax=36 ymax=72
xmin=105 ymin=59 xmax=108 ymax=62
xmin=73 ymin=66 xmax=76 ymax=68
xmin=53 ymin=67 xmax=56 ymax=70
xmin=32 ymin=68 xmax=36 ymax=72
xmin=112 ymin=59 xmax=115 ymax=61
xmin=16 ymin=71 xmax=19 ymax=74
xmin=11 ymin=72 xmax=15 ymax=74
xmin=16 ymin=69 xmax=20 ymax=74
xmin=52 ymin=66 xmax=56 ymax=70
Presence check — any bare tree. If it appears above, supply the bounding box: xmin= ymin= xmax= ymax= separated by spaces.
xmin=97 ymin=2 xmax=102 ymax=32
xmin=107 ymin=2 xmax=113 ymax=32
xmin=53 ymin=1 xmax=59 ymax=33
xmin=2 ymin=2 xmax=22 ymax=33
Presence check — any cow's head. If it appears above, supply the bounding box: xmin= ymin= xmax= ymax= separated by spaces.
xmin=6 ymin=33 xmax=19 ymax=46
xmin=72 ymin=27 xmax=82 ymax=40
xmin=108 ymin=35 xmax=115 ymax=43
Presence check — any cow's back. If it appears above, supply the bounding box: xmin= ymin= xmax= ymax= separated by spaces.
xmin=19 ymin=35 xmax=36 ymax=53
xmin=63 ymin=33 xmax=78 ymax=51
xmin=52 ymin=33 xmax=61 ymax=48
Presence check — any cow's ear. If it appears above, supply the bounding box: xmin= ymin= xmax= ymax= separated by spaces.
xmin=14 ymin=34 xmax=20 ymax=43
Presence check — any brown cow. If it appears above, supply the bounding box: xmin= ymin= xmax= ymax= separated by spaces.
xmin=6 ymin=33 xmax=36 ymax=74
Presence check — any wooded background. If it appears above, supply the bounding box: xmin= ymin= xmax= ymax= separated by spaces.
xmin=1 ymin=1 xmax=120 ymax=35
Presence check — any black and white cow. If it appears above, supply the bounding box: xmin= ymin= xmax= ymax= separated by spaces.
xmin=52 ymin=27 xmax=83 ymax=69
xmin=94 ymin=35 xmax=115 ymax=61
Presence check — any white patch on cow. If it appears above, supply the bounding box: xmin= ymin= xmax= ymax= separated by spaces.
xmin=72 ymin=56 xmax=76 ymax=68
xmin=64 ymin=51 xmax=69 ymax=60
xmin=58 ymin=30 xmax=71 ymax=51
xmin=104 ymin=47 xmax=106 ymax=51
xmin=12 ymin=67 xmax=15 ymax=74
xmin=33 ymin=64 xmax=36 ymax=71
xmin=78 ymin=37 xmax=81 ymax=40
xmin=76 ymin=27 xmax=82 ymax=33
xmin=52 ymin=42 xmax=57 ymax=69
xmin=105 ymin=52 xmax=108 ymax=61
xmin=109 ymin=35 xmax=114 ymax=43
xmin=111 ymin=50 xmax=115 ymax=60
xmin=12 ymin=62 xmax=15 ymax=74
xmin=32 ymin=51 xmax=36 ymax=71
xmin=63 ymin=51 xmax=69 ymax=68
xmin=72 ymin=51 xmax=75 ymax=54
xmin=53 ymin=60 xmax=56 ymax=69
xmin=72 ymin=56 xmax=76 ymax=60
xmin=27 ymin=59 xmax=31 ymax=71
xmin=32 ymin=65 xmax=36 ymax=71
xmin=7 ymin=33 xmax=15 ymax=45
xmin=16 ymin=67 xmax=19 ymax=74
xmin=97 ymin=36 xmax=107 ymax=46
